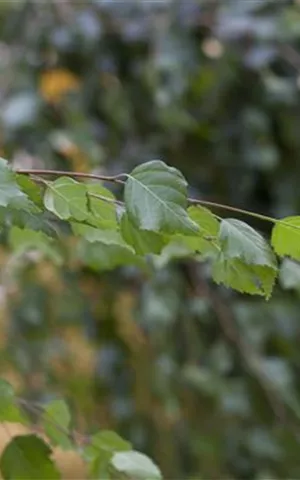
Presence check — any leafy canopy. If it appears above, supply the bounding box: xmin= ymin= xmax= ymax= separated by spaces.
xmin=0 ymin=156 xmax=299 ymax=299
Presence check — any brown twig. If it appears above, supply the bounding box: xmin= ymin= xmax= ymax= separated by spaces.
xmin=15 ymin=168 xmax=300 ymax=232
xmin=16 ymin=168 xmax=125 ymax=185
xmin=89 ymin=192 xmax=124 ymax=207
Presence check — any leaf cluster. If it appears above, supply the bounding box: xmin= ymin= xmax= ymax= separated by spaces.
xmin=1 ymin=158 xmax=299 ymax=299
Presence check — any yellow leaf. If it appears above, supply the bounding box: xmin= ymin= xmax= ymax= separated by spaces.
xmin=39 ymin=69 xmax=80 ymax=104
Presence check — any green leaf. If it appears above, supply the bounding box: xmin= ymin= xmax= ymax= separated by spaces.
xmin=279 ymin=258 xmax=300 ymax=291
xmin=43 ymin=400 xmax=72 ymax=449
xmin=0 ymin=434 xmax=60 ymax=480
xmin=0 ymin=379 xmax=28 ymax=424
xmin=153 ymin=206 xmax=220 ymax=267
xmin=271 ymin=217 xmax=300 ymax=260
xmin=154 ymin=241 xmax=195 ymax=268
xmin=219 ymin=218 xmax=277 ymax=267
xmin=0 ymin=158 xmax=29 ymax=208
xmin=176 ymin=206 xmax=220 ymax=257
xmin=72 ymin=223 xmax=127 ymax=245
xmin=124 ymin=160 xmax=199 ymax=235
xmin=44 ymin=177 xmax=88 ymax=221
xmin=78 ymin=240 xmax=144 ymax=271
xmin=85 ymin=431 xmax=131 ymax=460
xmin=110 ymin=451 xmax=162 ymax=480
xmin=212 ymin=256 xmax=276 ymax=299
xmin=16 ymin=175 xmax=43 ymax=209
xmin=86 ymin=183 xmax=118 ymax=229
xmin=9 ymin=226 xmax=62 ymax=264
xmin=83 ymin=431 xmax=131 ymax=480
xmin=4 ymin=209 xmax=57 ymax=237
xmin=188 ymin=205 xmax=219 ymax=236
xmin=120 ymin=212 xmax=167 ymax=255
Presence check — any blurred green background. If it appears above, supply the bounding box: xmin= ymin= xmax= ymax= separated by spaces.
xmin=1 ymin=0 xmax=300 ymax=478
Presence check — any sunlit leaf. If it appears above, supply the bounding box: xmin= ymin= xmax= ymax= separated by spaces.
xmin=83 ymin=431 xmax=131 ymax=480
xmin=111 ymin=451 xmax=162 ymax=480
xmin=271 ymin=217 xmax=300 ymax=260
xmin=43 ymin=400 xmax=72 ymax=449
xmin=124 ymin=160 xmax=199 ymax=235
xmin=188 ymin=205 xmax=219 ymax=236
xmin=176 ymin=206 xmax=220 ymax=256
xmin=44 ymin=177 xmax=88 ymax=221
xmin=84 ymin=431 xmax=131 ymax=462
xmin=86 ymin=183 xmax=118 ymax=229
xmin=0 ymin=435 xmax=60 ymax=480
xmin=9 ymin=226 xmax=62 ymax=264
xmin=212 ymin=255 xmax=276 ymax=298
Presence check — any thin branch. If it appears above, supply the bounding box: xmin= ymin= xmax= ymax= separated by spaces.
xmin=89 ymin=192 xmax=124 ymax=207
xmin=189 ymin=197 xmax=276 ymax=224
xmin=16 ymin=168 xmax=125 ymax=185
xmin=190 ymin=197 xmax=300 ymax=231
xmin=15 ymin=168 xmax=300 ymax=232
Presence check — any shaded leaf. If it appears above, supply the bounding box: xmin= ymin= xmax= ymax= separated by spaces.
xmin=0 ymin=434 xmax=60 ymax=480
xmin=124 ymin=160 xmax=198 ymax=235
xmin=44 ymin=177 xmax=88 ymax=221
xmin=120 ymin=212 xmax=167 ymax=255
xmin=111 ymin=451 xmax=162 ymax=480
xmin=4 ymin=210 xmax=57 ymax=237
xmin=9 ymin=226 xmax=62 ymax=264
xmin=219 ymin=218 xmax=277 ymax=267
xmin=16 ymin=175 xmax=43 ymax=209
xmin=43 ymin=400 xmax=72 ymax=449
xmin=72 ymin=223 xmax=125 ymax=245
xmin=271 ymin=217 xmax=300 ymax=260
xmin=212 ymin=256 xmax=276 ymax=298
xmin=78 ymin=240 xmax=144 ymax=271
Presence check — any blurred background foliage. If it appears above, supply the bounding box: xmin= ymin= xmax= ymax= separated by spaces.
xmin=1 ymin=0 xmax=300 ymax=478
